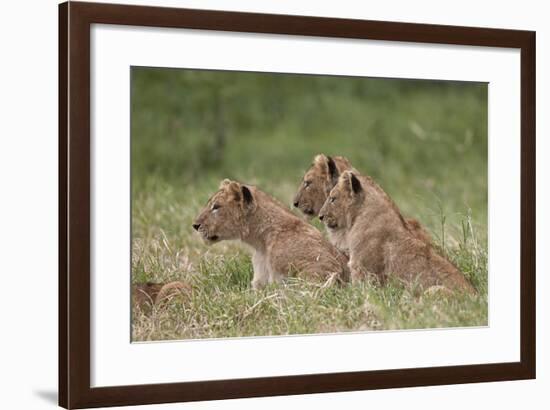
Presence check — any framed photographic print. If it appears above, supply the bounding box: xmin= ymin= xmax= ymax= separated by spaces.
xmin=59 ymin=1 xmax=536 ymax=408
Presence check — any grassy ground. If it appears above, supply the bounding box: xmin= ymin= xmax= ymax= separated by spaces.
xmin=131 ymin=68 xmax=488 ymax=341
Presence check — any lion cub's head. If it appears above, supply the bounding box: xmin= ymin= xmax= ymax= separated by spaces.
xmin=192 ymin=179 xmax=255 ymax=244
xmin=293 ymin=154 xmax=341 ymax=218
xmin=319 ymin=170 xmax=364 ymax=231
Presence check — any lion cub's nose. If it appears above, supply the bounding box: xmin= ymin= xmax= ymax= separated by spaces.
xmin=192 ymin=223 xmax=201 ymax=231
xmin=293 ymin=200 xmax=299 ymax=207
xmin=319 ymin=214 xmax=325 ymax=221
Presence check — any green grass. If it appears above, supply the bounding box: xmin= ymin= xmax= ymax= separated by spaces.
xmin=131 ymin=68 xmax=488 ymax=341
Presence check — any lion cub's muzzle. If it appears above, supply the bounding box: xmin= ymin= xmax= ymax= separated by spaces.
xmin=192 ymin=222 xmax=220 ymax=243
xmin=294 ymin=201 xmax=315 ymax=217
xmin=293 ymin=192 xmax=316 ymax=217
xmin=319 ymin=213 xmax=338 ymax=229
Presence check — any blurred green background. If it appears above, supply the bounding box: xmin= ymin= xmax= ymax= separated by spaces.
xmin=131 ymin=67 xmax=487 ymax=240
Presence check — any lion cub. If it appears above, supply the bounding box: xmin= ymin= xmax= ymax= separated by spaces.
xmin=319 ymin=171 xmax=475 ymax=293
xmin=293 ymin=154 xmax=431 ymax=245
xmin=193 ymin=179 xmax=349 ymax=289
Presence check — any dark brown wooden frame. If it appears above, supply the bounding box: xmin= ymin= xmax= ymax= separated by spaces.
xmin=59 ymin=1 xmax=536 ymax=408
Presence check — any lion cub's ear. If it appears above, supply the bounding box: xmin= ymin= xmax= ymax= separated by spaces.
xmin=223 ymin=180 xmax=243 ymax=201
xmin=313 ymin=154 xmax=327 ymax=169
xmin=342 ymin=171 xmax=362 ymax=195
xmin=326 ymin=156 xmax=339 ymax=182
xmin=233 ymin=184 xmax=255 ymax=210
xmin=241 ymin=185 xmax=254 ymax=206
xmin=314 ymin=154 xmax=338 ymax=181
xmin=220 ymin=179 xmax=255 ymax=208
xmin=219 ymin=179 xmax=233 ymax=189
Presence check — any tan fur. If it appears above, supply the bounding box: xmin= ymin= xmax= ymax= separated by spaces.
xmin=293 ymin=154 xmax=431 ymax=245
xmin=155 ymin=281 xmax=192 ymax=304
xmin=193 ymin=179 xmax=349 ymax=289
xmin=132 ymin=281 xmax=191 ymax=311
xmin=319 ymin=171 xmax=475 ymax=293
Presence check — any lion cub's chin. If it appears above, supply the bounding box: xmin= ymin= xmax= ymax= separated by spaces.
xmin=200 ymin=234 xmax=220 ymax=244
xmin=298 ymin=209 xmax=315 ymax=220
xmin=324 ymin=222 xmax=339 ymax=230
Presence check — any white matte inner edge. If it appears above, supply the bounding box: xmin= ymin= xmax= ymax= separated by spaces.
xmin=90 ymin=24 xmax=521 ymax=387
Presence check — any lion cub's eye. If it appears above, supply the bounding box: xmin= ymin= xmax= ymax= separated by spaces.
xmin=304 ymin=181 xmax=311 ymax=188
xmin=211 ymin=204 xmax=220 ymax=212
xmin=330 ymin=197 xmax=336 ymax=203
